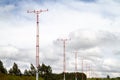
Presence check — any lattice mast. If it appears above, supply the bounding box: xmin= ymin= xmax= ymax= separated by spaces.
xmin=27 ymin=9 xmax=48 ymax=80
xmin=75 ymin=51 xmax=78 ymax=80
xmin=58 ymin=39 xmax=70 ymax=80
xmin=81 ymin=56 xmax=85 ymax=80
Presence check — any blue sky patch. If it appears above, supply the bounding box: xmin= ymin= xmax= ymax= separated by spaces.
xmin=80 ymin=0 xmax=96 ymax=3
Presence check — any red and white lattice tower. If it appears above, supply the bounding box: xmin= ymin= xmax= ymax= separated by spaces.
xmin=27 ymin=9 xmax=48 ymax=80
xmin=80 ymin=56 xmax=85 ymax=80
xmin=75 ymin=51 xmax=78 ymax=80
xmin=58 ymin=38 xmax=70 ymax=80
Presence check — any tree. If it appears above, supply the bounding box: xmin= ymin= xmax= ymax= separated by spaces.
xmin=29 ymin=64 xmax=36 ymax=76
xmin=0 ymin=60 xmax=7 ymax=74
xmin=38 ymin=63 xmax=45 ymax=77
xmin=9 ymin=62 xmax=21 ymax=76
xmin=107 ymin=75 xmax=110 ymax=79
xmin=38 ymin=63 xmax=52 ymax=79
xmin=24 ymin=69 xmax=29 ymax=76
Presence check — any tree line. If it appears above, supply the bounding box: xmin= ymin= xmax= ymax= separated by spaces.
xmin=0 ymin=60 xmax=87 ymax=80
xmin=0 ymin=60 xmax=52 ymax=76
xmin=1 ymin=60 xmax=120 ymax=80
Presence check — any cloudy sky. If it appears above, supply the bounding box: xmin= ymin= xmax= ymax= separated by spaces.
xmin=0 ymin=0 xmax=120 ymax=78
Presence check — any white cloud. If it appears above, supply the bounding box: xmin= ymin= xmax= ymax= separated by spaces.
xmin=0 ymin=0 xmax=120 ymax=77
xmin=103 ymin=58 xmax=120 ymax=70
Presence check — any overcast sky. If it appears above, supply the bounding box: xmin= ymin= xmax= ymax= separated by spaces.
xmin=0 ymin=0 xmax=120 ymax=78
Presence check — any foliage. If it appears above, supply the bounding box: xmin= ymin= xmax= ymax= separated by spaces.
xmin=24 ymin=69 xmax=29 ymax=76
xmin=107 ymin=75 xmax=110 ymax=79
xmin=29 ymin=64 xmax=36 ymax=76
xmin=0 ymin=73 xmax=43 ymax=80
xmin=23 ymin=64 xmax=36 ymax=76
xmin=38 ymin=63 xmax=52 ymax=79
xmin=51 ymin=72 xmax=87 ymax=80
xmin=9 ymin=62 xmax=21 ymax=76
xmin=0 ymin=60 xmax=7 ymax=74
xmin=0 ymin=60 xmax=119 ymax=80
xmin=38 ymin=63 xmax=52 ymax=76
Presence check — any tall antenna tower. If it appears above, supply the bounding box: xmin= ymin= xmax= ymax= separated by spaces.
xmin=88 ymin=64 xmax=91 ymax=78
xmin=80 ymin=56 xmax=85 ymax=80
xmin=85 ymin=63 xmax=88 ymax=78
xmin=58 ymin=38 xmax=70 ymax=80
xmin=74 ymin=51 xmax=78 ymax=80
xmin=27 ymin=9 xmax=48 ymax=80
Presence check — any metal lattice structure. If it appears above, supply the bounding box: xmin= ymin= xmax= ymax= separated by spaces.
xmin=58 ymin=38 xmax=70 ymax=80
xmin=27 ymin=9 xmax=48 ymax=80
